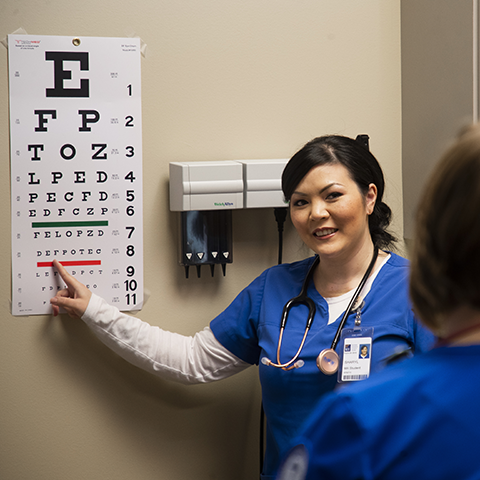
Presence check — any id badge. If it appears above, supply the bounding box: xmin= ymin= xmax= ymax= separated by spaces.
xmin=338 ymin=327 xmax=374 ymax=383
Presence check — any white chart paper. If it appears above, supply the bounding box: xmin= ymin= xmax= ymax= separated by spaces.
xmin=9 ymin=34 xmax=143 ymax=316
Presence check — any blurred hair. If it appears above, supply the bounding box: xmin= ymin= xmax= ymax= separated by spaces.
xmin=410 ymin=124 xmax=480 ymax=332
xmin=282 ymin=135 xmax=396 ymax=249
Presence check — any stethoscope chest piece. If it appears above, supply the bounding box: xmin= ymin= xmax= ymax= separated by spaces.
xmin=316 ymin=348 xmax=340 ymax=375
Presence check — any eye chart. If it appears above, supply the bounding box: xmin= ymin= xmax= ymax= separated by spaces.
xmin=8 ymin=34 xmax=143 ymax=316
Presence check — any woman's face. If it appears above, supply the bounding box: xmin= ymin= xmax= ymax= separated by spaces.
xmin=289 ymin=162 xmax=377 ymax=262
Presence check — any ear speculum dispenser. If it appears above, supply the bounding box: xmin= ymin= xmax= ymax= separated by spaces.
xmin=180 ymin=210 xmax=232 ymax=278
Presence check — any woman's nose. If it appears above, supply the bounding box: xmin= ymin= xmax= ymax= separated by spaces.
xmin=310 ymin=200 xmax=328 ymax=220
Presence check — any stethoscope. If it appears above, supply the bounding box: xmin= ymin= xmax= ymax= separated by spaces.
xmin=262 ymin=246 xmax=379 ymax=374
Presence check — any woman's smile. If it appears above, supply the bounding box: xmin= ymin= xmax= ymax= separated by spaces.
xmin=313 ymin=228 xmax=338 ymax=239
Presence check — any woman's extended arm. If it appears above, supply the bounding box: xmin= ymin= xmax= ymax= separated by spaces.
xmin=50 ymin=260 xmax=250 ymax=384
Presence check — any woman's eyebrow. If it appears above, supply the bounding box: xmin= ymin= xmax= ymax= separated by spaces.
xmin=292 ymin=182 xmax=343 ymax=197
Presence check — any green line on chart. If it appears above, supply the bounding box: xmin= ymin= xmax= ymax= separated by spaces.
xmin=32 ymin=221 xmax=109 ymax=228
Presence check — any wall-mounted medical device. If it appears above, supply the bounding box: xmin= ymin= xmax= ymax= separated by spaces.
xmin=239 ymin=159 xmax=288 ymax=209
xmin=178 ymin=209 xmax=232 ymax=279
xmin=169 ymin=159 xmax=288 ymax=278
xmin=170 ymin=161 xmax=244 ymax=211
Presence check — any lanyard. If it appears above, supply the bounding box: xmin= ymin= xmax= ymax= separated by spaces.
xmin=317 ymin=246 xmax=379 ymax=374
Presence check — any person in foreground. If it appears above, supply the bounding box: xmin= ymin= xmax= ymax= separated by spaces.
xmin=50 ymin=135 xmax=433 ymax=479
xmin=276 ymin=124 xmax=480 ymax=480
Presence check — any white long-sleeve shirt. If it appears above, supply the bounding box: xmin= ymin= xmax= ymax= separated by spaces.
xmin=82 ymin=293 xmax=251 ymax=384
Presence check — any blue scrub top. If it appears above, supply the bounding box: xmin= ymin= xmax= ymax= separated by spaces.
xmin=281 ymin=345 xmax=480 ymax=480
xmin=210 ymin=253 xmax=435 ymax=479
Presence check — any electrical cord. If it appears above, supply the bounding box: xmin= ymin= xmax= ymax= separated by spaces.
xmin=260 ymin=207 xmax=288 ymax=476
xmin=274 ymin=207 xmax=288 ymax=265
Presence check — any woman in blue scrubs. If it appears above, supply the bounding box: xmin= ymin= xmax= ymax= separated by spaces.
xmin=277 ymin=124 xmax=480 ymax=480
xmin=50 ymin=135 xmax=434 ymax=479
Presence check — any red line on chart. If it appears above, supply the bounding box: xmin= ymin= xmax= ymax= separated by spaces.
xmin=37 ymin=260 xmax=102 ymax=267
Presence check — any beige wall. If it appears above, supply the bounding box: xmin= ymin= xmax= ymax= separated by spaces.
xmin=0 ymin=1 xmax=402 ymax=479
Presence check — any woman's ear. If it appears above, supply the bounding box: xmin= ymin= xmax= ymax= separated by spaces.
xmin=366 ymin=183 xmax=377 ymax=215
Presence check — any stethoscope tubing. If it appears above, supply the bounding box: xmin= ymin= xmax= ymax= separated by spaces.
xmin=263 ymin=256 xmax=320 ymax=370
xmin=263 ymin=246 xmax=379 ymax=371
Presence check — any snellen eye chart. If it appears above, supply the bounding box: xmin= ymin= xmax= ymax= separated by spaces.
xmin=8 ymin=34 xmax=144 ymax=316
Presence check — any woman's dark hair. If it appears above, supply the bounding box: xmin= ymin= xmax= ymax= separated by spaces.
xmin=282 ymin=135 xmax=396 ymax=249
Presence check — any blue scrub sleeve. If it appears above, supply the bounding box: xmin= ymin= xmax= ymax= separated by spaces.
xmin=210 ymin=272 xmax=267 ymax=365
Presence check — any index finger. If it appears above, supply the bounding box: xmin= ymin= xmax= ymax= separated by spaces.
xmin=52 ymin=259 xmax=81 ymax=288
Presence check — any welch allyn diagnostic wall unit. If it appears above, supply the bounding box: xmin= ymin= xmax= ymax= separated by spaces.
xmin=169 ymin=159 xmax=288 ymax=278
xmin=170 ymin=161 xmax=244 ymax=211
xmin=240 ymin=159 xmax=288 ymax=209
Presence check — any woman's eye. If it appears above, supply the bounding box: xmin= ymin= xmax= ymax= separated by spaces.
xmin=292 ymin=198 xmax=307 ymax=207
xmin=326 ymin=192 xmax=342 ymax=200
